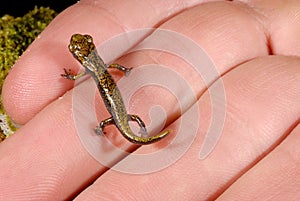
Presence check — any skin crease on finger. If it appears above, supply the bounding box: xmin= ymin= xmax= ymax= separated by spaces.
xmin=0 ymin=0 xmax=300 ymax=200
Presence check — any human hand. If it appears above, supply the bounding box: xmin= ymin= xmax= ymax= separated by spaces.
xmin=1 ymin=0 xmax=300 ymax=200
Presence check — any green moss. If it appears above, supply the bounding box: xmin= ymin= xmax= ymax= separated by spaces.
xmin=0 ymin=6 xmax=57 ymax=139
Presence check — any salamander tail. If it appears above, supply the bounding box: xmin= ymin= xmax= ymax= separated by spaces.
xmin=123 ymin=130 xmax=171 ymax=145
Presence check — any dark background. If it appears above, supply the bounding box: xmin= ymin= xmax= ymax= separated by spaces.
xmin=0 ymin=0 xmax=78 ymax=16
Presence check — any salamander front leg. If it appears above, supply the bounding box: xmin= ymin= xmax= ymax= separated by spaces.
xmin=95 ymin=117 xmax=115 ymax=135
xmin=128 ymin=114 xmax=148 ymax=137
xmin=61 ymin=68 xmax=86 ymax=80
xmin=106 ymin=63 xmax=132 ymax=76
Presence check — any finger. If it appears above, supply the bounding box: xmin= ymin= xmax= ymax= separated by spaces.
xmin=217 ymin=123 xmax=300 ymax=200
xmin=248 ymin=0 xmax=300 ymax=56
xmin=74 ymin=55 xmax=300 ymax=200
xmin=0 ymin=91 xmax=102 ymax=200
xmin=2 ymin=0 xmax=202 ymax=125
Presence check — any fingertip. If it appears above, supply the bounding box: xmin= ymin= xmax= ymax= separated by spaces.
xmin=2 ymin=33 xmax=79 ymax=123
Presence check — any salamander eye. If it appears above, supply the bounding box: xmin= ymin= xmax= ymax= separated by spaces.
xmin=68 ymin=44 xmax=74 ymax=52
xmin=84 ymin=34 xmax=93 ymax=43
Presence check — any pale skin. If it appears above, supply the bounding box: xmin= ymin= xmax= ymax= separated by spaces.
xmin=1 ymin=0 xmax=300 ymax=200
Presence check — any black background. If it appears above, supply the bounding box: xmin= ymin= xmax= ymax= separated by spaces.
xmin=1 ymin=0 xmax=78 ymax=16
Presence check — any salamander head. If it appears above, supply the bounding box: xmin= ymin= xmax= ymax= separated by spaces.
xmin=68 ymin=34 xmax=96 ymax=64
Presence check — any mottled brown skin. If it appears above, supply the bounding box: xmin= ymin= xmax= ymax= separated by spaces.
xmin=62 ymin=34 xmax=169 ymax=144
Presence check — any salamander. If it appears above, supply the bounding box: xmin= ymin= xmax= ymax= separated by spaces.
xmin=61 ymin=34 xmax=169 ymax=144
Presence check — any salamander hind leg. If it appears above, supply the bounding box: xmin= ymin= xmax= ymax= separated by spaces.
xmin=95 ymin=117 xmax=114 ymax=135
xmin=106 ymin=63 xmax=132 ymax=77
xmin=128 ymin=114 xmax=148 ymax=137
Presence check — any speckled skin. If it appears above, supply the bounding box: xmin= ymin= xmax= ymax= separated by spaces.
xmin=62 ymin=34 xmax=169 ymax=144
